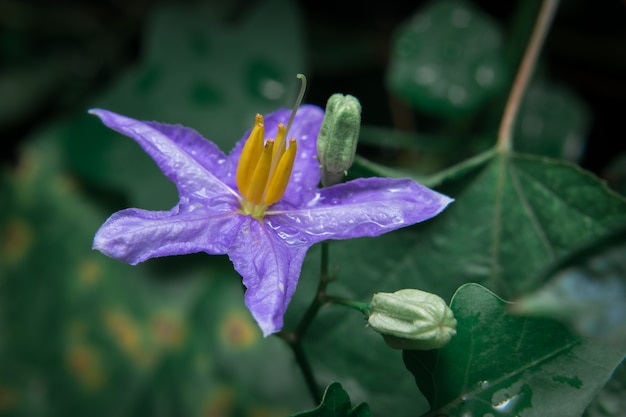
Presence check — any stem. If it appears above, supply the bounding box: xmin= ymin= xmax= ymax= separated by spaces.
xmin=296 ymin=241 xmax=330 ymax=336
xmin=497 ymin=0 xmax=560 ymax=152
xmin=324 ymin=295 xmax=370 ymax=316
xmin=291 ymin=341 xmax=322 ymax=403
xmin=277 ymin=241 xmax=331 ymax=405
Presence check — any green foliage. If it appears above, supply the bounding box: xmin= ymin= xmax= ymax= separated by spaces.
xmin=386 ymin=0 xmax=509 ymax=118
xmin=1 ymin=0 xmax=625 ymax=415
xmin=290 ymin=382 xmax=369 ymax=417
xmin=513 ymin=79 xmax=590 ymax=161
xmin=584 ymin=362 xmax=626 ymax=417
xmin=350 ymin=151 xmax=626 ymax=300
xmin=514 ymin=225 xmax=626 ymax=348
xmin=403 ymin=283 xmax=623 ymax=417
xmin=0 ymin=132 xmax=312 ymax=416
xmin=288 ymin=148 xmax=626 ymax=416
xmin=61 ymin=0 xmax=305 ymax=209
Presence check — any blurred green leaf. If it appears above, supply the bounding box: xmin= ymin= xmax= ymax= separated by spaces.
xmin=604 ymin=152 xmax=626 ymax=196
xmin=403 ymin=283 xmax=623 ymax=417
xmin=0 ymin=60 xmax=69 ymax=128
xmin=386 ymin=0 xmax=509 ymax=118
xmin=513 ymin=80 xmax=590 ymax=161
xmin=290 ymin=382 xmax=370 ymax=417
xmin=513 ymin=225 xmax=626 ymax=348
xmin=62 ymin=0 xmax=305 ymax=209
xmin=583 ymin=361 xmax=626 ymax=417
xmin=0 ymin=125 xmax=311 ymax=416
xmin=353 ymin=126 xmax=467 ymax=180
xmin=357 ymin=126 xmax=442 ymax=152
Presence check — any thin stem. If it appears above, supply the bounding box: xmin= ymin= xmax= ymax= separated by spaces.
xmin=324 ymin=295 xmax=370 ymax=316
xmin=291 ymin=341 xmax=322 ymax=403
xmin=276 ymin=241 xmax=331 ymax=405
xmin=497 ymin=0 xmax=560 ymax=152
xmin=296 ymin=241 xmax=330 ymax=336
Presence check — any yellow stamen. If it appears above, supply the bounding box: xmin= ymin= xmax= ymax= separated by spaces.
xmin=236 ymin=114 xmax=264 ymax=193
xmin=265 ymin=139 xmax=297 ymax=206
xmin=271 ymin=123 xmax=287 ymax=170
xmin=235 ymin=74 xmax=307 ymax=218
xmin=245 ymin=139 xmax=274 ymax=205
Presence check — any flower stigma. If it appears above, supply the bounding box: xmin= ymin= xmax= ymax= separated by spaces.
xmin=236 ymin=74 xmax=307 ymax=219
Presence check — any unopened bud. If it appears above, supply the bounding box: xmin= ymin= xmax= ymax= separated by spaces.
xmin=368 ymin=289 xmax=456 ymax=350
xmin=317 ymin=93 xmax=362 ymax=187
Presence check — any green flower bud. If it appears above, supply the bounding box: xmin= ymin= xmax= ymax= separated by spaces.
xmin=317 ymin=93 xmax=362 ymax=187
xmin=368 ymin=289 xmax=456 ymax=350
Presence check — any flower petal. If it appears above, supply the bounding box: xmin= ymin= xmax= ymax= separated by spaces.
xmin=227 ymin=217 xmax=307 ymax=336
xmin=89 ymin=109 xmax=237 ymax=201
xmin=266 ymin=177 xmax=453 ymax=245
xmin=227 ymin=105 xmax=324 ymax=205
xmin=93 ymin=199 xmax=244 ymax=265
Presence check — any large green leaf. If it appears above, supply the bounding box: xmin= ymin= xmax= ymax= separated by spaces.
xmin=403 ymin=283 xmax=624 ymax=417
xmin=62 ymin=0 xmax=305 ymax=209
xmin=290 ymin=382 xmax=369 ymax=417
xmin=352 ymin=151 xmax=626 ymax=300
xmin=285 ymin=149 xmax=626 ymax=416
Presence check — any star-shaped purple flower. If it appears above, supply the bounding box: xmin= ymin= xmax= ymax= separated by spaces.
xmin=90 ymin=105 xmax=452 ymax=336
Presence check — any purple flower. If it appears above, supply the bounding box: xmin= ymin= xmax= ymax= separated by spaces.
xmin=90 ymin=106 xmax=452 ymax=336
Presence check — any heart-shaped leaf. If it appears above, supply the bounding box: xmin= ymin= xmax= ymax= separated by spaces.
xmin=403 ymin=283 xmax=624 ymax=417
xmin=290 ymin=382 xmax=370 ymax=417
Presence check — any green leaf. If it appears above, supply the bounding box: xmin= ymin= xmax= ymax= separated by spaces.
xmin=513 ymin=80 xmax=590 ymax=161
xmin=290 ymin=382 xmax=369 ymax=417
xmin=365 ymin=151 xmax=626 ymax=300
xmin=286 ymin=239 xmax=433 ymax=417
xmin=403 ymin=283 xmax=624 ymax=417
xmin=513 ymin=225 xmax=626 ymax=348
xmin=386 ymin=0 xmax=509 ymax=118
xmin=287 ymin=150 xmax=626 ymax=416
xmin=62 ymin=0 xmax=305 ymax=209
xmin=584 ymin=361 xmax=626 ymax=417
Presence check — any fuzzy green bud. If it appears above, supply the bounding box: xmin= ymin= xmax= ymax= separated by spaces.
xmin=368 ymin=289 xmax=457 ymax=350
xmin=317 ymin=93 xmax=362 ymax=187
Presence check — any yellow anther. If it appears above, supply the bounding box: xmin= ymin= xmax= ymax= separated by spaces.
xmin=245 ymin=139 xmax=274 ymax=205
xmin=272 ymin=123 xmax=287 ymax=168
xmin=236 ymin=114 xmax=264 ymax=195
xmin=265 ymin=139 xmax=297 ymax=206
xmin=235 ymin=75 xmax=307 ymax=218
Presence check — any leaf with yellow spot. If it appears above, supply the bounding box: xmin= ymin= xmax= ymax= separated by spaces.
xmin=102 ymin=309 xmax=157 ymax=368
xmin=66 ymin=343 xmax=106 ymax=391
xmin=1 ymin=217 xmax=33 ymax=266
xmin=150 ymin=311 xmax=186 ymax=351
xmin=220 ymin=310 xmax=260 ymax=349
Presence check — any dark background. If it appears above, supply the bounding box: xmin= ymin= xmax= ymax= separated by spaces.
xmin=2 ymin=0 xmax=625 ymax=176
